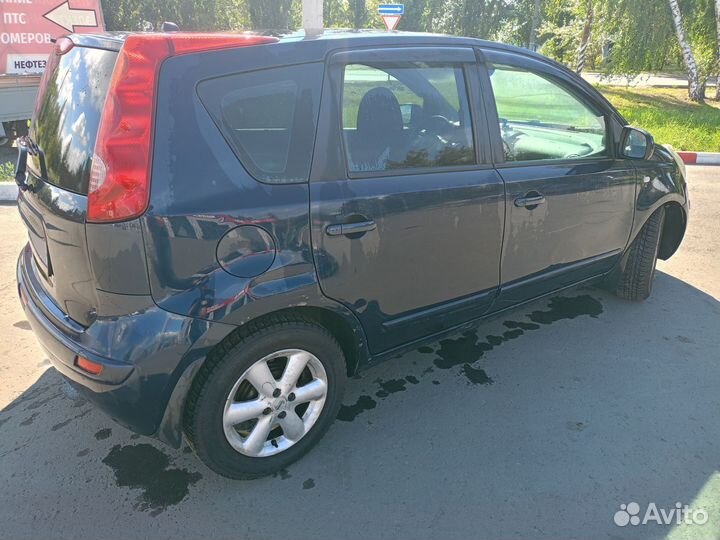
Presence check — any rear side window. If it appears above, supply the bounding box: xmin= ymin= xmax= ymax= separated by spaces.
xmin=340 ymin=62 xmax=475 ymax=174
xmin=198 ymin=63 xmax=323 ymax=184
xmin=29 ymin=46 xmax=118 ymax=194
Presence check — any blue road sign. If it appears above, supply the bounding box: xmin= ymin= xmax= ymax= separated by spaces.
xmin=378 ymin=4 xmax=405 ymax=15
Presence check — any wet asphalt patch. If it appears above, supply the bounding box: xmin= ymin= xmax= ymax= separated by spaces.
xmin=337 ymin=395 xmax=378 ymax=422
xmin=51 ymin=408 xmax=91 ymax=432
xmin=19 ymin=412 xmax=39 ymax=426
xmin=94 ymin=428 xmax=112 ymax=440
xmin=102 ymin=443 xmax=202 ymax=516
xmin=302 ymin=478 xmax=315 ymax=489
xmin=273 ymin=468 xmax=292 ymax=480
xmin=336 ymin=294 xmax=604 ymax=422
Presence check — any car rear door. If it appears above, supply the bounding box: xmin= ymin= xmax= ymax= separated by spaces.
xmin=480 ymin=49 xmax=636 ymax=310
xmin=310 ymin=46 xmax=505 ymax=353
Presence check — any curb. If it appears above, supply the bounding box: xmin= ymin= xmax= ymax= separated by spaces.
xmin=677 ymin=151 xmax=720 ymax=165
xmin=0 ymin=183 xmax=18 ymax=202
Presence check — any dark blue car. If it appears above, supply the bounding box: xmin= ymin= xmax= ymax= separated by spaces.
xmin=16 ymin=30 xmax=688 ymax=478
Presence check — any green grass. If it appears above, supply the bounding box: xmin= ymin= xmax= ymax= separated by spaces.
xmin=0 ymin=161 xmax=13 ymax=183
xmin=492 ymin=68 xmax=604 ymax=129
xmin=597 ymin=85 xmax=720 ymax=151
xmin=342 ymin=65 xmax=461 ymax=128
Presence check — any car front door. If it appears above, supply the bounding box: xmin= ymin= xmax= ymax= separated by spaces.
xmin=310 ymin=46 xmax=505 ymax=353
xmin=481 ymin=49 xmax=637 ymax=309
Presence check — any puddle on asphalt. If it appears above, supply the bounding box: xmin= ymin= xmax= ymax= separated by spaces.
xmin=337 ymin=294 xmax=604 ymax=422
xmin=102 ymin=443 xmax=202 ymax=516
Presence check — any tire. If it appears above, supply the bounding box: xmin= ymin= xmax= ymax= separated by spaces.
xmin=184 ymin=316 xmax=346 ymax=479
xmin=615 ymin=207 xmax=665 ymax=301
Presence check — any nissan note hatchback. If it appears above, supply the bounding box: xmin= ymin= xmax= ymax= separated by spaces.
xmin=16 ymin=30 xmax=689 ymax=479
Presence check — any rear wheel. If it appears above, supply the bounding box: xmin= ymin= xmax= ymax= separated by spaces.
xmin=184 ymin=318 xmax=346 ymax=479
xmin=615 ymin=207 xmax=665 ymax=301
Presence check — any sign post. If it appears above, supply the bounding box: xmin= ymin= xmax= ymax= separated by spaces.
xmin=378 ymin=4 xmax=404 ymax=31
xmin=0 ymin=0 xmax=105 ymax=75
xmin=302 ymin=0 xmax=323 ymax=34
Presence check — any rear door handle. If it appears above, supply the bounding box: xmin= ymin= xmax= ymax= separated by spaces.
xmin=326 ymin=220 xmax=376 ymax=237
xmin=514 ymin=193 xmax=546 ymax=208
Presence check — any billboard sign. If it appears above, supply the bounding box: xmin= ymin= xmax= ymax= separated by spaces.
xmin=0 ymin=0 xmax=105 ymax=75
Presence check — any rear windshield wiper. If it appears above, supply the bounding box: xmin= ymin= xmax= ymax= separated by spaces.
xmin=15 ymin=143 xmax=28 ymax=191
xmin=15 ymin=136 xmax=47 ymax=190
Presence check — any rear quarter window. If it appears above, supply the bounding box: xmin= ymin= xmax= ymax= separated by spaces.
xmin=198 ymin=63 xmax=323 ymax=184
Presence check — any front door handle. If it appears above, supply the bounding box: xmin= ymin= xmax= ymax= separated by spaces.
xmin=326 ymin=219 xmax=376 ymax=237
xmin=514 ymin=193 xmax=546 ymax=208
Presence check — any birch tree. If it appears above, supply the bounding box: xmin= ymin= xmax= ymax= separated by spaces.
xmin=528 ymin=0 xmax=542 ymax=51
xmin=575 ymin=0 xmax=594 ymax=73
xmin=668 ymin=0 xmax=704 ymax=102
xmin=715 ymin=0 xmax=720 ymax=99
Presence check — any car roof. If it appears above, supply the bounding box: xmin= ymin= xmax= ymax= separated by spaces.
xmin=70 ymin=29 xmax=553 ymax=65
xmin=69 ymin=29 xmax=588 ymax=93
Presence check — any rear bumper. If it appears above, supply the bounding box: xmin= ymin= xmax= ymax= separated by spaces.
xmin=17 ymin=243 xmax=224 ymax=437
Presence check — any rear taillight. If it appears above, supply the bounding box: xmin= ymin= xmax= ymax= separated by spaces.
xmin=87 ymin=33 xmax=277 ymax=223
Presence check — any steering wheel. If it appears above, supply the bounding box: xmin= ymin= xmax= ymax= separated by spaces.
xmin=499 ymin=119 xmax=522 ymax=160
xmin=409 ymin=115 xmax=455 ymax=157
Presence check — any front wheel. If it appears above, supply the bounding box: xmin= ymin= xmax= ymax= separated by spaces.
xmin=184 ymin=318 xmax=346 ymax=479
xmin=615 ymin=207 xmax=665 ymax=301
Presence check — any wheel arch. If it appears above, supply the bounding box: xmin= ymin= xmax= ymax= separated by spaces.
xmin=218 ymin=306 xmax=368 ymax=378
xmin=156 ymin=304 xmax=368 ymax=448
xmin=658 ymin=201 xmax=687 ymax=260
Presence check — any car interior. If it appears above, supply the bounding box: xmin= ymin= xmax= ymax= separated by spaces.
xmin=341 ymin=63 xmax=475 ymax=172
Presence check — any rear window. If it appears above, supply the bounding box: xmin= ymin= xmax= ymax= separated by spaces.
xmin=29 ymin=46 xmax=117 ymax=194
xmin=198 ymin=63 xmax=323 ymax=184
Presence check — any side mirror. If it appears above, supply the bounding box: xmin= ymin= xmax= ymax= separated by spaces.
xmin=621 ymin=126 xmax=654 ymax=160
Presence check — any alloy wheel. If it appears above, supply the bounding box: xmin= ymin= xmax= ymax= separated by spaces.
xmin=222 ymin=349 xmax=328 ymax=457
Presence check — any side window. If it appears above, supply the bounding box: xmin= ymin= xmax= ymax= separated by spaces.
xmin=340 ymin=62 xmax=475 ymax=174
xmin=489 ymin=64 xmax=606 ymax=162
xmin=198 ymin=63 xmax=323 ymax=184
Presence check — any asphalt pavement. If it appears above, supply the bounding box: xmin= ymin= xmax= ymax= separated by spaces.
xmin=0 ymin=166 xmax=718 ymax=540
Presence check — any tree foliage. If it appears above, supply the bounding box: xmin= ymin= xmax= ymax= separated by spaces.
xmin=101 ymin=0 xmax=720 ymax=99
